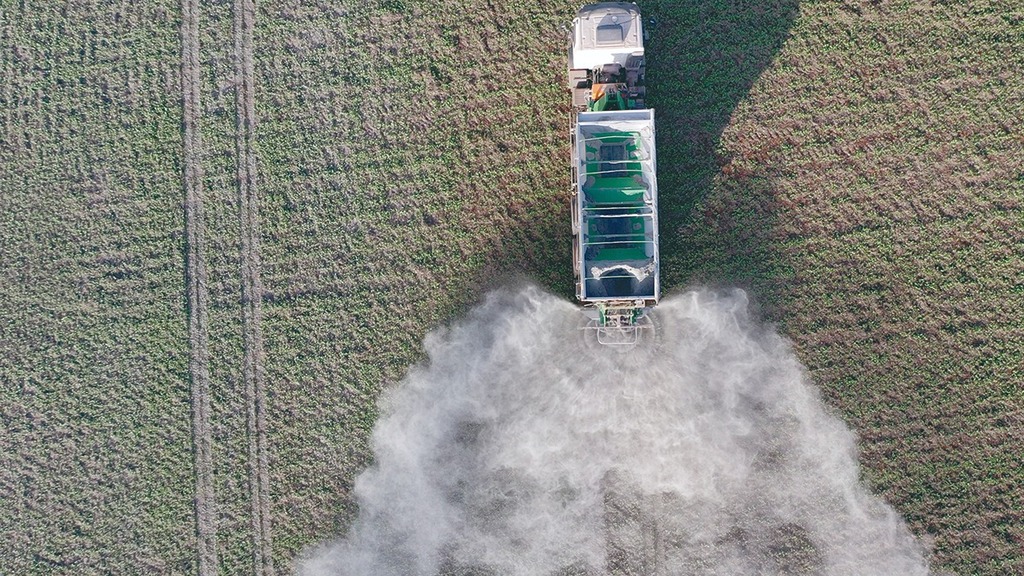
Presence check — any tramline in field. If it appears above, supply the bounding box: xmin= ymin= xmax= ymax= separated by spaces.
xmin=568 ymin=2 xmax=660 ymax=346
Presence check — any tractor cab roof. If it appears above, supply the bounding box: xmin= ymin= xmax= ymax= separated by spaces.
xmin=571 ymin=2 xmax=644 ymax=69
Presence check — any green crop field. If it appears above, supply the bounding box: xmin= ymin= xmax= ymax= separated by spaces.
xmin=1 ymin=0 xmax=1021 ymax=574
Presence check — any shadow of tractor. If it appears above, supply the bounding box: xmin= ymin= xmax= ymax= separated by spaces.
xmin=512 ymin=0 xmax=800 ymax=304
xmin=644 ymin=0 xmax=799 ymax=297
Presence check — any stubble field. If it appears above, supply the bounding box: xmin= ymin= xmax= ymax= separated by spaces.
xmin=1 ymin=0 xmax=1021 ymax=574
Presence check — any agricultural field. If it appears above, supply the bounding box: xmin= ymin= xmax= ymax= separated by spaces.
xmin=1 ymin=0 xmax=1021 ymax=574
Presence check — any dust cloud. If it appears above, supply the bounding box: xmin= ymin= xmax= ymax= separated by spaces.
xmin=300 ymin=286 xmax=930 ymax=575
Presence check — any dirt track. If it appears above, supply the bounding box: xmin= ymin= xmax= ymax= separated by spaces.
xmin=181 ymin=0 xmax=218 ymax=572
xmin=234 ymin=0 xmax=274 ymax=572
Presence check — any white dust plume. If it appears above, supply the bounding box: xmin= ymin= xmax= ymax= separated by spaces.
xmin=300 ymin=286 xmax=930 ymax=576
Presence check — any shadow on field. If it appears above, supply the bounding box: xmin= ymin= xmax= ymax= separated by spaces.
xmin=506 ymin=0 xmax=799 ymax=303
xmin=643 ymin=0 xmax=799 ymax=293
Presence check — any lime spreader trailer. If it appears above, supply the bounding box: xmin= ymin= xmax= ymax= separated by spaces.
xmin=569 ymin=2 xmax=660 ymax=343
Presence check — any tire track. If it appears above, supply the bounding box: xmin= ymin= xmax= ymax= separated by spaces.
xmin=181 ymin=0 xmax=218 ymax=573
xmin=234 ymin=0 xmax=274 ymax=573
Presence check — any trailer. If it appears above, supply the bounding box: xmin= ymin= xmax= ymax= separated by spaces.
xmin=569 ymin=2 xmax=660 ymax=346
